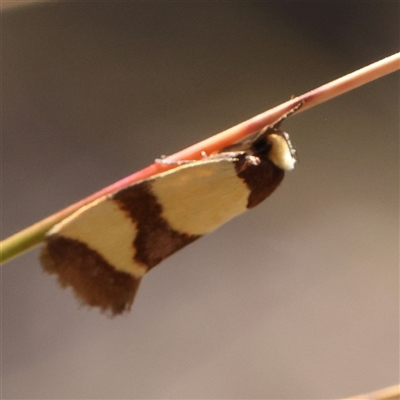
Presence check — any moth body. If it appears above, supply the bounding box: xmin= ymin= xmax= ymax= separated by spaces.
xmin=41 ymin=108 xmax=299 ymax=315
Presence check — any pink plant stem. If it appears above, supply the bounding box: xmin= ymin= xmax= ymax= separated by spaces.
xmin=1 ymin=52 xmax=399 ymax=264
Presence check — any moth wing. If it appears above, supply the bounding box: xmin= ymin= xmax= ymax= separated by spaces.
xmin=40 ymin=156 xmax=251 ymax=315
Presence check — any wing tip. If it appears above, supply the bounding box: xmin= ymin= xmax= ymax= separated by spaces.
xmin=40 ymin=235 xmax=141 ymax=316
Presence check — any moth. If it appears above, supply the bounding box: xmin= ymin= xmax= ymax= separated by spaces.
xmin=40 ymin=103 xmax=301 ymax=315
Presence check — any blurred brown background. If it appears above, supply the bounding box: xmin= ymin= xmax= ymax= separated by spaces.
xmin=2 ymin=2 xmax=399 ymax=399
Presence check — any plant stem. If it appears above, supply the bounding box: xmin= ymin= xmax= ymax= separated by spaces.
xmin=342 ymin=384 xmax=400 ymax=400
xmin=1 ymin=52 xmax=399 ymax=265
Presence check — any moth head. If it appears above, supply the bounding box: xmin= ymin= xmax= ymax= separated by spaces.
xmin=267 ymin=130 xmax=297 ymax=171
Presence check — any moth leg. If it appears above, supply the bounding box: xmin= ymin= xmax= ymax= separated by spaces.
xmin=155 ymin=150 xmax=241 ymax=165
xmin=204 ymin=151 xmax=242 ymax=162
xmin=155 ymin=156 xmax=195 ymax=165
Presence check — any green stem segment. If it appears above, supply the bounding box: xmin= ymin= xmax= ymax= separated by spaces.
xmin=1 ymin=225 xmax=48 ymax=263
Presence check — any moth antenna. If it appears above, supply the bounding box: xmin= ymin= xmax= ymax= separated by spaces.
xmin=271 ymin=100 xmax=304 ymax=130
xmin=252 ymin=100 xmax=303 ymax=144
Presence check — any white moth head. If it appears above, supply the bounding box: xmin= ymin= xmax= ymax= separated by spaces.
xmin=267 ymin=131 xmax=297 ymax=171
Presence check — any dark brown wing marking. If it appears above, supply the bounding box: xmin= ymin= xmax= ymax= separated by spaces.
xmin=41 ymin=235 xmax=141 ymax=315
xmin=113 ymin=181 xmax=201 ymax=271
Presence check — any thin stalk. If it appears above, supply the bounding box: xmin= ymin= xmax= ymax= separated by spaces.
xmin=1 ymin=52 xmax=399 ymax=265
xmin=342 ymin=384 xmax=400 ymax=400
